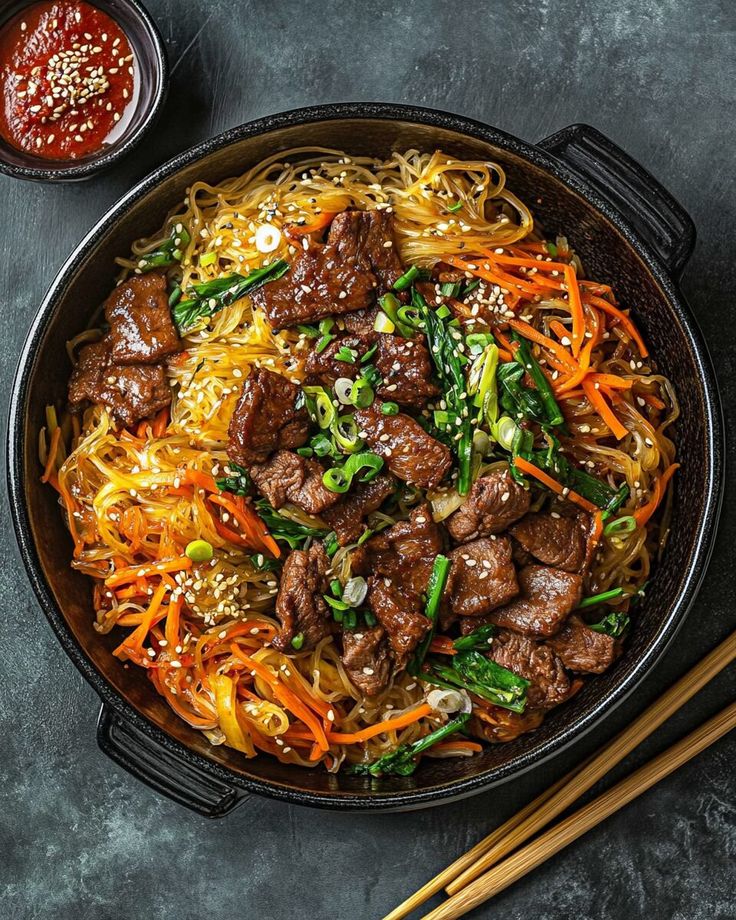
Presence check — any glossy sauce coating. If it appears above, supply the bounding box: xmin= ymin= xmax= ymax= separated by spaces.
xmin=0 ymin=1 xmax=135 ymax=160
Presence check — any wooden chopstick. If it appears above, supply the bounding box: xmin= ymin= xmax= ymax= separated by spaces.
xmin=381 ymin=757 xmax=594 ymax=920
xmin=423 ymin=699 xmax=736 ymax=920
xmin=384 ymin=627 xmax=736 ymax=920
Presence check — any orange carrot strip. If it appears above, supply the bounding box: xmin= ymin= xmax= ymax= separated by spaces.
xmin=105 ymin=555 xmax=192 ymax=587
xmin=442 ymin=255 xmax=521 ymax=305
xmin=41 ymin=426 xmax=62 ymax=483
xmin=328 ymin=703 xmax=433 ymax=744
xmin=429 ymin=636 xmax=458 ymax=656
xmin=638 ymin=392 xmax=666 ymax=411
xmin=588 ymin=373 xmax=633 ymax=390
xmin=505 ymin=317 xmax=578 ymax=371
xmin=113 ymin=581 xmax=169 ymax=659
xmin=565 ymin=265 xmax=585 ymax=357
xmin=151 ymin=407 xmax=169 ymax=438
xmin=209 ymin=494 xmax=281 ymax=558
xmin=582 ymin=292 xmax=649 ymax=357
xmin=582 ymin=379 xmax=628 ymax=440
xmin=184 ymin=469 xmax=219 ymax=492
xmin=549 ymin=319 xmax=571 ymax=342
xmin=164 ymin=595 xmax=183 ymax=650
xmin=287 ymin=211 xmax=337 ymax=236
xmin=633 ymin=463 xmax=680 ymax=528
xmin=512 ymin=456 xmax=598 ymax=514
xmin=230 ymin=647 xmax=329 ymax=752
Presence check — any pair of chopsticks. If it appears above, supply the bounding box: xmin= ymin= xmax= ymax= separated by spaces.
xmin=385 ymin=628 xmax=736 ymax=920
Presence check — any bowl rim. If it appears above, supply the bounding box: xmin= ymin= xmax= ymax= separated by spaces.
xmin=6 ymin=102 xmax=724 ymax=809
xmin=0 ymin=0 xmax=169 ymax=183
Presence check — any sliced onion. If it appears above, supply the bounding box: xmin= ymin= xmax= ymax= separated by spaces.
xmin=427 ymin=688 xmax=472 ymax=714
xmin=334 ymin=377 xmax=355 ymax=405
xmin=342 ymin=576 xmax=368 ymax=607
xmin=255 ymin=223 xmax=282 ymax=253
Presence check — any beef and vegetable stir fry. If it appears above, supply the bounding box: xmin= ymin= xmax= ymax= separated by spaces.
xmin=41 ymin=149 xmax=678 ymax=774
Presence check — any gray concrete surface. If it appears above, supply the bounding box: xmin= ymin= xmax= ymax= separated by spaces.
xmin=1 ymin=1 xmax=734 ymax=917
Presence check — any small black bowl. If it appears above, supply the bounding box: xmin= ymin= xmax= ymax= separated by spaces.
xmin=0 ymin=0 xmax=168 ymax=183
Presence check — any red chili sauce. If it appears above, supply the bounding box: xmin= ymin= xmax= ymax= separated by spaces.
xmin=0 ymin=2 xmax=136 ymax=160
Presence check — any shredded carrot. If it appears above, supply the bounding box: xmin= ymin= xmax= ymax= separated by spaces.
xmin=638 ymin=392 xmax=666 ymax=411
xmin=581 ymin=291 xmax=649 ymax=357
xmin=105 ymin=555 xmax=192 ymax=587
xmin=230 ymin=647 xmax=329 ymax=751
xmin=429 ymin=636 xmax=457 ymax=656
xmin=582 ymin=379 xmax=628 ymax=440
xmin=113 ymin=581 xmax=169 ymax=659
xmin=590 ymin=511 xmax=604 ymax=549
xmin=633 ymin=463 xmax=680 ymax=528
xmin=287 ymin=211 xmax=337 ymax=236
xmin=506 ymin=317 xmax=577 ymax=371
xmin=328 ymin=703 xmax=433 ymax=744
xmin=513 ymin=456 xmax=598 ymax=513
xmin=184 ymin=468 xmax=219 ymax=492
xmin=430 ymin=740 xmax=483 ymax=754
xmin=209 ymin=494 xmax=281 ymax=558
xmin=41 ymin=426 xmax=62 ymax=483
xmin=565 ymin=265 xmax=585 ymax=357
xmin=588 ymin=373 xmax=633 ymax=390
xmin=151 ymin=407 xmax=169 ymax=438
xmin=164 ymin=595 xmax=183 ymax=649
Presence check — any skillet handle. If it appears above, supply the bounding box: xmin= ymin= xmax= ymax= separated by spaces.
xmin=97 ymin=704 xmax=247 ymax=818
xmin=537 ymin=124 xmax=695 ymax=277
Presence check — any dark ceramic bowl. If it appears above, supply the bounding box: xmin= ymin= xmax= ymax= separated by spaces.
xmin=7 ymin=104 xmax=723 ymax=815
xmin=0 ymin=0 xmax=168 ymax=182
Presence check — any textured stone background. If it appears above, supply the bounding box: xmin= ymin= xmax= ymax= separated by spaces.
xmin=1 ymin=1 xmax=734 ymax=918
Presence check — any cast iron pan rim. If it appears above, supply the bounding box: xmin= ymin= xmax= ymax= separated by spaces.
xmin=7 ymin=103 xmax=724 ymax=809
xmin=0 ymin=0 xmax=169 ymax=182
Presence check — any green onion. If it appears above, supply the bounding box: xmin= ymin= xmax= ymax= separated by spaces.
xmin=588 ymin=610 xmax=630 ymax=638
xmin=440 ymin=280 xmax=463 ymax=299
xmin=215 ymin=462 xmax=251 ymax=496
xmin=364 ymin=609 xmax=378 ymax=627
xmin=168 ymin=284 xmax=182 ymax=308
xmin=397 ymin=304 xmax=423 ymax=330
xmin=392 ymin=265 xmax=420 ymax=292
xmin=604 ymin=515 xmax=637 ymax=537
xmin=469 ymin=343 xmax=499 ymax=428
xmin=335 ymin=345 xmax=358 ymax=364
xmin=546 ymin=242 xmax=558 ymax=258
xmin=291 ymin=632 xmax=305 ymax=650
xmin=330 ymin=578 xmax=343 ymax=597
xmin=324 ymin=594 xmax=350 ymax=612
xmin=199 ymin=251 xmax=217 ymax=267
xmin=249 ymin=553 xmax=280 ymax=573
xmin=421 ymin=651 xmax=528 ymax=713
xmin=408 ymin=555 xmax=451 ymax=675
xmin=492 ymin=415 xmax=519 ymax=451
xmin=315 ymin=333 xmax=336 ymax=353
xmin=323 ymin=531 xmax=339 ymax=557
xmin=303 ymin=385 xmax=336 ymax=430
xmin=360 ymin=342 xmax=378 ymax=363
xmin=332 ymin=415 xmax=364 ymax=454
xmin=373 ymin=311 xmax=396 ymax=334
xmin=254 ymin=500 xmax=327 ymax=550
xmin=185 ymin=539 xmax=214 ymax=563
xmin=296 ymin=324 xmax=320 ymax=338
xmin=310 ymin=432 xmax=339 ymax=458
xmin=446 ymin=200 xmax=463 ymax=213
xmin=512 ymin=333 xmax=564 ymax=427
xmin=172 ymin=260 xmax=289 ymax=332
xmin=344 ymin=609 xmax=358 ymax=629
xmin=296 ymin=446 xmax=314 ymax=458
xmin=577 ymin=587 xmax=625 ymax=609
xmin=349 ymin=377 xmax=375 ymax=408
xmin=322 ymin=451 xmax=385 ymax=493
xmin=453 ymin=623 xmax=496 ymax=651
xmin=381 ymin=402 xmax=399 ymax=415
xmin=346 ymin=712 xmax=471 ymax=776
xmin=138 ymin=224 xmax=191 ymax=274
xmin=379 ymin=293 xmax=414 ymax=337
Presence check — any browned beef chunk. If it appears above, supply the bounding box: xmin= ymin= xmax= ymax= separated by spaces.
xmin=341 ymin=304 xmax=381 ymax=336
xmin=330 ymin=209 xmax=405 ymax=292
xmin=490 ymin=564 xmax=582 ymax=637
xmin=510 ymin=510 xmax=593 ymax=574
xmin=273 ymin=543 xmax=331 ymax=651
xmin=303 ymin=332 xmax=375 ymax=386
xmin=321 ymin=473 xmax=395 ymax=546
xmin=341 ymin=626 xmax=392 ymax=696
xmin=250 ymin=450 xmax=340 ymax=516
xmin=252 ymin=210 xmax=403 ymax=328
xmin=469 ymin=708 xmax=545 ymax=744
xmin=446 ymin=468 xmax=531 ymax=544
xmin=489 ymin=629 xmax=571 ymax=709
xmin=546 ymin=615 xmax=620 ymax=673
xmin=351 ymin=503 xmax=444 ymax=597
xmin=374 ymin=335 xmax=439 ymax=408
xmin=227 ymin=367 xmax=308 ymax=467
xmin=68 ymin=336 xmax=171 ymax=428
xmin=353 ymin=406 xmax=452 ymax=489
xmin=104 ymin=273 xmax=180 ymax=365
xmin=446 ymin=537 xmax=519 ymax=618
xmin=367 ymin=577 xmax=430 ymax=669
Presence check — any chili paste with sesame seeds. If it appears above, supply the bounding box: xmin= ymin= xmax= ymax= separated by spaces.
xmin=0 ymin=1 xmax=135 ymax=160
